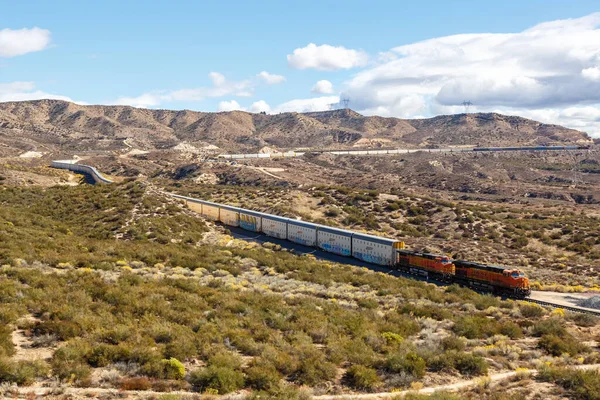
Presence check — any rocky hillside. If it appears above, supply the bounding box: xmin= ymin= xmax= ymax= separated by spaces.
xmin=0 ymin=100 xmax=592 ymax=156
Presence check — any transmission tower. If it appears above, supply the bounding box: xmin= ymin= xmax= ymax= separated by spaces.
xmin=462 ymin=100 xmax=473 ymax=113
xmin=342 ymin=97 xmax=350 ymax=109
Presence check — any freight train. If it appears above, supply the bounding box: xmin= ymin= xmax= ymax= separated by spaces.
xmin=170 ymin=194 xmax=531 ymax=298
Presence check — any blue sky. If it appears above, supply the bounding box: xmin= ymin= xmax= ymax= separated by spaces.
xmin=2 ymin=0 xmax=600 ymax=135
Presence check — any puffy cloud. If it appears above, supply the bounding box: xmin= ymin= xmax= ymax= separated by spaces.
xmin=343 ymin=12 xmax=600 ymax=135
xmin=249 ymin=100 xmax=271 ymax=113
xmin=0 ymin=81 xmax=75 ymax=103
xmin=112 ymin=93 xmax=163 ymax=108
xmin=217 ymin=100 xmax=243 ymax=112
xmin=287 ymin=43 xmax=368 ymax=71
xmin=272 ymin=96 xmax=339 ymax=113
xmin=0 ymin=27 xmax=51 ymax=57
xmin=257 ymin=71 xmax=286 ymax=85
xmin=311 ymin=80 xmax=334 ymax=94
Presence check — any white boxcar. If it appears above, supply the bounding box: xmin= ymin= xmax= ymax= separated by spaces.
xmin=219 ymin=205 xmax=240 ymax=227
xmin=262 ymin=215 xmax=288 ymax=239
xmin=201 ymin=203 xmax=220 ymax=221
xmin=287 ymin=220 xmax=318 ymax=247
xmin=239 ymin=209 xmax=263 ymax=232
xmin=317 ymin=226 xmax=352 ymax=256
xmin=352 ymin=233 xmax=401 ymax=266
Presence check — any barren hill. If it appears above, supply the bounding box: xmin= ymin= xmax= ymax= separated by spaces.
xmin=0 ymin=99 xmax=591 ymax=157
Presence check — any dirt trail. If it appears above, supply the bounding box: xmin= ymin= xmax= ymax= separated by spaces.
xmin=10 ymin=315 xmax=53 ymax=362
xmin=7 ymin=364 xmax=600 ymax=399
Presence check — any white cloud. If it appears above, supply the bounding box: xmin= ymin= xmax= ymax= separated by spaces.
xmin=341 ymin=12 xmax=600 ymax=136
xmin=257 ymin=71 xmax=286 ymax=85
xmin=0 ymin=27 xmax=51 ymax=57
xmin=112 ymin=72 xmax=253 ymax=107
xmin=287 ymin=43 xmax=368 ymax=71
xmin=311 ymin=80 xmax=334 ymax=94
xmin=249 ymin=100 xmax=271 ymax=113
xmin=217 ymin=100 xmax=244 ymax=112
xmin=273 ymin=96 xmax=339 ymax=113
xmin=0 ymin=81 xmax=75 ymax=103
xmin=582 ymin=67 xmax=600 ymax=81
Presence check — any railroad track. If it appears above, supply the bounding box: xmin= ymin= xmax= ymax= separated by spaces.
xmin=519 ymin=298 xmax=600 ymax=316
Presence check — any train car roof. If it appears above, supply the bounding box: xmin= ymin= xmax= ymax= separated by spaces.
xmin=454 ymin=260 xmax=507 ymax=273
xmin=259 ymin=213 xmax=289 ymax=223
xmin=219 ymin=204 xmax=240 ymax=212
xmin=352 ymin=232 xmax=400 ymax=246
xmin=238 ymin=208 xmax=265 ymax=218
xmin=287 ymin=219 xmax=319 ymax=229
xmin=317 ymin=225 xmax=353 ymax=237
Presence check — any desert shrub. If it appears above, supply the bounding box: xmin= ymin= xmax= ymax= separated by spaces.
xmin=295 ymin=351 xmax=337 ymax=386
xmin=245 ymin=361 xmax=282 ymax=391
xmin=162 ymin=358 xmax=185 ymax=380
xmin=538 ymin=334 xmax=590 ymax=356
xmin=246 ymin=385 xmax=312 ymax=400
xmin=400 ymin=303 xmax=452 ymax=320
xmin=568 ymin=312 xmax=599 ymax=327
xmin=344 ymin=365 xmax=381 ymax=391
xmin=452 ymin=353 xmax=488 ymax=376
xmin=452 ymin=315 xmax=501 ymax=339
xmin=0 ymin=325 xmax=14 ymax=357
xmin=119 ymin=376 xmax=152 ymax=390
xmin=538 ymin=365 xmax=600 ymax=400
xmin=519 ymin=303 xmax=545 ymax=318
xmin=0 ymin=357 xmax=49 ymax=385
xmin=500 ymin=321 xmax=524 ymax=339
xmin=386 ymin=352 xmax=426 ymax=378
xmin=187 ymin=366 xmax=245 ymax=394
xmin=428 ymin=352 xmax=456 ymax=372
xmin=51 ymin=340 xmax=92 ymax=381
xmin=441 ymin=335 xmax=465 ymax=352
xmin=532 ymin=318 xmax=566 ymax=337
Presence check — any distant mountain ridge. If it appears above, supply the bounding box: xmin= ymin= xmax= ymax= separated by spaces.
xmin=0 ymin=100 xmax=592 ymax=156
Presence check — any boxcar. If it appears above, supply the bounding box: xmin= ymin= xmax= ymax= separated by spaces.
xmin=352 ymin=233 xmax=403 ymax=266
xmin=317 ymin=226 xmax=352 ymax=256
xmin=219 ymin=205 xmax=240 ymax=227
xmin=261 ymin=215 xmax=289 ymax=239
xmin=287 ymin=219 xmax=318 ymax=247
xmin=200 ymin=202 xmax=220 ymax=221
xmin=239 ymin=209 xmax=263 ymax=232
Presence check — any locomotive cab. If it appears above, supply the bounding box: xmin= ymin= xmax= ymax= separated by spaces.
xmin=504 ymin=269 xmax=531 ymax=297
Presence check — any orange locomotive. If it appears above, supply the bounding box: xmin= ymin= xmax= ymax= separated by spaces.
xmin=453 ymin=260 xmax=531 ymax=298
xmin=397 ymin=250 xmax=455 ymax=281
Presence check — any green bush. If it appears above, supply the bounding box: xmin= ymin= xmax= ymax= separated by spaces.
xmin=500 ymin=321 xmax=524 ymax=339
xmin=386 ymin=352 xmax=426 ymax=378
xmin=0 ymin=357 xmax=49 ymax=385
xmin=519 ymin=303 xmax=545 ymax=318
xmin=532 ymin=318 xmax=566 ymax=337
xmin=441 ymin=335 xmax=465 ymax=352
xmin=162 ymin=358 xmax=185 ymax=380
xmin=452 ymin=315 xmax=501 ymax=339
xmin=568 ymin=312 xmax=599 ymax=327
xmin=538 ymin=365 xmax=600 ymax=400
xmin=51 ymin=340 xmax=91 ymax=381
xmin=538 ymin=334 xmax=589 ymax=356
xmin=0 ymin=325 xmax=14 ymax=357
xmin=245 ymin=361 xmax=282 ymax=391
xmin=187 ymin=366 xmax=245 ymax=394
xmin=344 ymin=365 xmax=381 ymax=391
xmin=452 ymin=352 xmax=488 ymax=376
